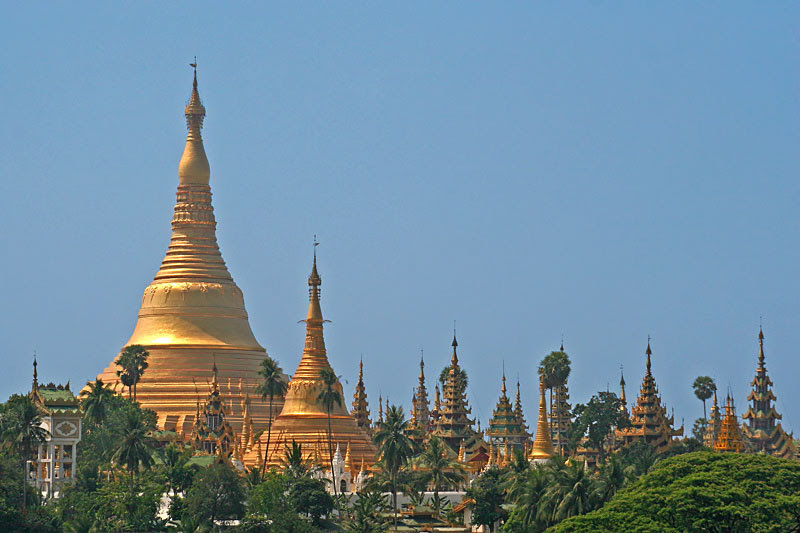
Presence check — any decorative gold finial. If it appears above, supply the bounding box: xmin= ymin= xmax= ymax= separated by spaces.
xmin=32 ymin=352 xmax=38 ymax=392
xmin=179 ymin=60 xmax=210 ymax=185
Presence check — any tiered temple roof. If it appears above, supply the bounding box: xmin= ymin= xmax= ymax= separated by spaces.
xmin=742 ymin=329 xmax=795 ymax=458
xmin=191 ymin=363 xmax=236 ymax=457
xmin=715 ymin=396 xmax=744 ymax=453
xmin=350 ymin=358 xmax=371 ymax=433
xmin=487 ymin=372 xmax=527 ymax=449
xmin=615 ymin=341 xmax=682 ymax=453
xmin=703 ymin=389 xmax=722 ymax=449
xmin=514 ymin=378 xmax=532 ymax=441
xmin=432 ymin=335 xmax=482 ymax=455
xmin=551 ymin=383 xmax=573 ymax=456
xmin=409 ymin=353 xmax=431 ymax=442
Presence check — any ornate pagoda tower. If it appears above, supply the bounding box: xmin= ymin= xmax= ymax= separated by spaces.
xmin=703 ymin=389 xmax=722 ymax=449
xmin=191 ymin=363 xmax=236 ymax=457
xmin=350 ymin=359 xmax=371 ymax=434
xmin=530 ymin=377 xmax=555 ymax=463
xmin=93 ymin=68 xmax=278 ymax=437
xmin=248 ymin=253 xmax=376 ymax=469
xmin=409 ymin=352 xmax=431 ymax=443
xmin=487 ymin=372 xmax=526 ymax=450
xmin=615 ymin=341 xmax=682 ymax=453
xmin=514 ymin=378 xmax=532 ymax=441
xmin=741 ymin=329 xmax=794 ymax=458
xmin=431 ymin=334 xmax=482 ymax=454
xmin=551 ymin=383 xmax=573 ymax=456
xmin=715 ymin=395 xmax=744 ymax=453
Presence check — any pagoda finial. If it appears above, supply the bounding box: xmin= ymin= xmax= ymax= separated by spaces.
xmin=32 ymin=352 xmax=38 ymax=392
xmin=645 ymin=336 xmax=652 ymax=373
xmin=758 ymin=327 xmax=766 ymax=369
xmin=307 ymin=239 xmax=323 ymax=320
xmin=179 ymin=60 xmax=210 ymax=185
xmin=501 ymin=365 xmax=507 ymax=397
xmin=451 ymin=322 xmax=459 ymax=365
xmin=619 ymin=364 xmax=627 ymax=405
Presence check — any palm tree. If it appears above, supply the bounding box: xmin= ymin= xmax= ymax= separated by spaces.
xmin=345 ymin=490 xmax=389 ymax=533
xmin=316 ymin=367 xmax=343 ymax=499
xmin=80 ymin=379 xmax=115 ymax=426
xmin=1 ymin=396 xmax=49 ymax=513
xmin=417 ymin=436 xmax=466 ymax=515
xmin=544 ymin=459 xmax=595 ymax=522
xmin=373 ymin=404 xmax=415 ymax=530
xmin=255 ymin=356 xmax=287 ymax=479
xmin=592 ymin=454 xmax=629 ymax=504
xmin=507 ymin=465 xmax=550 ymax=531
xmin=538 ymin=350 xmax=571 ymax=455
xmin=115 ymin=345 xmax=149 ymax=401
xmin=280 ymin=440 xmax=313 ymax=480
xmin=692 ymin=376 xmax=716 ymax=426
xmin=112 ymin=408 xmax=155 ymax=502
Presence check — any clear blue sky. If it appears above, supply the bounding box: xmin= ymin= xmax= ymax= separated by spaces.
xmin=2 ymin=4 xmax=798 ymax=434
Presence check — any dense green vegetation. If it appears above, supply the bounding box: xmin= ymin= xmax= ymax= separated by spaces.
xmin=550 ymin=451 xmax=800 ymax=533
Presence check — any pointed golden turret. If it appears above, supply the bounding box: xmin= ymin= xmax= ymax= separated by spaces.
xmin=742 ymin=328 xmax=795 ymax=458
xmin=93 ymin=66 xmax=277 ymax=437
xmin=246 ymin=251 xmax=376 ymax=470
xmin=715 ymin=396 xmax=744 ymax=453
xmin=351 ymin=358 xmax=371 ymax=432
xmin=530 ymin=377 xmax=555 ymax=463
xmin=410 ymin=351 xmax=431 ymax=441
xmin=704 ymin=388 xmax=721 ymax=448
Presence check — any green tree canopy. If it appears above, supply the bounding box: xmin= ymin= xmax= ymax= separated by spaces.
xmin=551 ymin=451 xmax=800 ymax=533
xmin=568 ymin=391 xmax=628 ymax=460
xmin=184 ymin=462 xmax=246 ymax=526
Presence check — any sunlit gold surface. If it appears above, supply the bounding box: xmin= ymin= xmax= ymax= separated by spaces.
xmin=245 ymin=256 xmax=376 ymax=470
xmin=94 ymin=71 xmax=281 ymax=437
xmin=530 ymin=377 xmax=554 ymax=462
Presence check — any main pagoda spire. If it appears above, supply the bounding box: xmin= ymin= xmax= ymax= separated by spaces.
xmin=742 ymin=328 xmax=794 ymax=458
xmin=93 ymin=65 xmax=275 ymax=443
xmin=715 ymin=395 xmax=744 ymax=453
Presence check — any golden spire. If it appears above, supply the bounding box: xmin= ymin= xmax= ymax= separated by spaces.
xmin=345 ymin=441 xmax=353 ymax=474
xmin=758 ymin=327 xmax=766 ymax=371
xmin=434 ymin=385 xmax=441 ymax=411
xmin=121 ymin=64 xmax=264 ymax=348
xmin=32 ymin=353 xmax=38 ymax=393
xmin=290 ymin=244 xmax=332 ymax=382
xmin=351 ymin=357 xmax=371 ymax=431
xmin=715 ymin=395 xmax=744 ymax=453
xmin=378 ymin=393 xmax=383 ymax=423
xmin=620 ymin=366 xmax=627 ymax=406
xmin=179 ymin=58 xmax=210 ymax=185
xmin=530 ymin=377 xmax=555 ymax=462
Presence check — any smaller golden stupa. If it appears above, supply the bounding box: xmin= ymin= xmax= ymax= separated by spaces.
xmin=530 ymin=376 xmax=555 ymax=463
xmin=244 ymin=252 xmax=376 ymax=470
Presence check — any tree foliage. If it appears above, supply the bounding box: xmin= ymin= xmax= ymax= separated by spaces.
xmin=551 ymin=451 xmax=800 ymax=533
xmin=184 ymin=462 xmax=246 ymax=526
xmin=569 ymin=391 xmax=629 ymax=459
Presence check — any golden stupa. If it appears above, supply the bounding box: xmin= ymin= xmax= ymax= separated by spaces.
xmin=246 ymin=253 xmax=376 ymax=470
xmin=94 ymin=67 xmax=280 ymax=436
